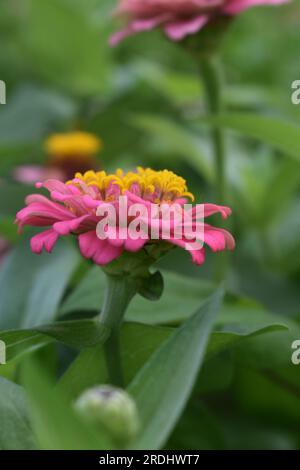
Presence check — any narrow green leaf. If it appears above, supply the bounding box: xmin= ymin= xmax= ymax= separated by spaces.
xmin=0 ymin=378 xmax=36 ymax=450
xmin=0 ymin=330 xmax=51 ymax=363
xmin=0 ymin=319 xmax=109 ymax=363
xmin=0 ymin=237 xmax=80 ymax=329
xmin=128 ymin=288 xmax=224 ymax=450
xmin=38 ymin=319 xmax=109 ymax=348
xmin=205 ymin=113 xmax=300 ymax=162
xmin=1 ymin=294 xmax=288 ymax=369
xmin=57 ymin=321 xmax=288 ymax=404
xmin=58 ymin=322 xmax=173 ymax=401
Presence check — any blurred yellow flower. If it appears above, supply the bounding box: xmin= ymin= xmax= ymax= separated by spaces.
xmin=45 ymin=131 xmax=103 ymax=164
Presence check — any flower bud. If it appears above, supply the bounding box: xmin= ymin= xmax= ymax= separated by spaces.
xmin=74 ymin=385 xmax=140 ymax=445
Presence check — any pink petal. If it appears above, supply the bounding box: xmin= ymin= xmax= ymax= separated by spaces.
xmin=79 ymin=231 xmax=123 ymax=266
xmin=224 ymin=0 xmax=289 ymax=15
xmin=78 ymin=231 xmax=98 ymax=259
xmin=190 ymin=247 xmax=206 ymax=265
xmin=168 ymin=237 xmax=206 ymax=265
xmin=16 ymin=199 xmax=74 ymax=231
xmin=203 ymin=229 xmax=226 ymax=252
xmin=36 ymin=179 xmax=81 ymax=195
xmin=30 ymin=229 xmax=59 ymax=254
xmin=109 ymin=15 xmax=169 ymax=46
xmin=25 ymin=195 xmax=74 ymax=218
xmin=191 ymin=203 xmax=232 ymax=220
xmin=164 ymin=15 xmax=209 ymax=41
xmin=205 ymin=225 xmax=235 ymax=251
xmin=124 ymin=237 xmax=148 ymax=252
xmin=53 ymin=215 xmax=90 ymax=236
xmin=93 ymin=241 xmax=123 ymax=265
xmin=109 ymin=27 xmax=134 ymax=46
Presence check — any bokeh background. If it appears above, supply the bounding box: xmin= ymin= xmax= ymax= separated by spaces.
xmin=1 ymin=0 xmax=300 ymax=450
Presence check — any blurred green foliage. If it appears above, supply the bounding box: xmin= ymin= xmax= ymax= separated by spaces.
xmin=0 ymin=0 xmax=300 ymax=451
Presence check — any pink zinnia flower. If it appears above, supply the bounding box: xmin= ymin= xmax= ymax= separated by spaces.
xmin=110 ymin=0 xmax=289 ymax=44
xmin=15 ymin=168 xmax=234 ymax=266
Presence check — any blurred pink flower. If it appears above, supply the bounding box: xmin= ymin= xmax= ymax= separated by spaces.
xmin=110 ymin=0 xmax=289 ymax=44
xmin=14 ymin=165 xmax=65 ymax=185
xmin=15 ymin=168 xmax=234 ymax=266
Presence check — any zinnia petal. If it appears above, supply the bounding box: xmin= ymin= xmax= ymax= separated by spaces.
xmin=79 ymin=231 xmax=123 ymax=265
xmin=164 ymin=15 xmax=209 ymax=41
xmin=30 ymin=229 xmax=59 ymax=254
xmin=224 ymin=0 xmax=289 ymax=15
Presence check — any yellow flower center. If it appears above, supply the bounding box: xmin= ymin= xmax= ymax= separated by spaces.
xmin=70 ymin=167 xmax=195 ymax=203
xmin=45 ymin=132 xmax=103 ymax=164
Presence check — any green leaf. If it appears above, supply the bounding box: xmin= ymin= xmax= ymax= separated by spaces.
xmin=138 ymin=271 xmax=164 ymax=301
xmin=38 ymin=319 xmax=109 ymax=348
xmin=262 ymin=159 xmax=300 ymax=225
xmin=60 ymin=267 xmax=216 ymax=325
xmin=22 ymin=0 xmax=111 ymax=95
xmin=215 ymin=301 xmax=289 ymax=336
xmin=61 ymin=267 xmax=291 ymax=332
xmin=219 ymin=298 xmax=299 ymax=374
xmin=231 ymin=252 xmax=300 ymax=316
xmin=57 ymin=319 xmax=287 ymax=404
xmin=0 ymin=85 xmax=75 ymax=150
xmin=0 ymin=377 xmax=36 ymax=450
xmin=204 ymin=113 xmax=300 ymax=163
xmin=267 ymin=199 xmax=300 ymax=276
xmin=234 ymin=366 xmax=300 ymax=426
xmin=232 ymin=326 xmax=300 ymax=371
xmin=0 ymin=237 xmax=80 ymax=329
xmin=0 ymin=217 xmax=19 ymax=242
xmin=0 ymin=182 xmax=33 ymax=218
xmin=131 ymin=114 xmax=213 ymax=181
xmin=128 ymin=288 xmax=224 ymax=450
xmin=58 ymin=322 xmax=173 ymax=401
xmin=22 ymin=359 xmax=114 ymax=450
xmin=60 ymin=265 xmax=105 ymax=316
xmin=133 ymin=60 xmax=202 ymax=106
xmin=0 ymin=318 xmax=110 ymax=363
xmin=0 ymin=330 xmax=51 ymax=363
xmin=168 ymin=401 xmax=225 ymax=450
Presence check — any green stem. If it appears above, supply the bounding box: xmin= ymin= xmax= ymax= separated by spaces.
xmin=200 ymin=56 xmax=229 ymax=281
xmin=103 ymin=328 xmax=124 ymax=388
xmin=99 ymin=274 xmax=137 ymax=387
xmin=200 ymin=56 xmax=226 ymax=204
